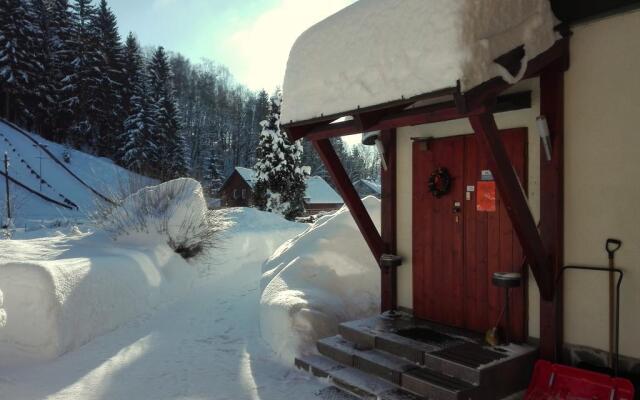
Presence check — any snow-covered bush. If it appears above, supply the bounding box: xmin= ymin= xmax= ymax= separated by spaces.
xmin=94 ymin=178 xmax=224 ymax=259
xmin=260 ymin=197 xmax=381 ymax=363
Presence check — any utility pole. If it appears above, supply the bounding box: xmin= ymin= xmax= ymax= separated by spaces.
xmin=4 ymin=152 xmax=10 ymax=224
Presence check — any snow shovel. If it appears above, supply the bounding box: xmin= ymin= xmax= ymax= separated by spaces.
xmin=606 ymin=238 xmax=622 ymax=369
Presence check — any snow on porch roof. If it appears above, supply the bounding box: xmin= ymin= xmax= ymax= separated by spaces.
xmin=281 ymin=0 xmax=560 ymax=125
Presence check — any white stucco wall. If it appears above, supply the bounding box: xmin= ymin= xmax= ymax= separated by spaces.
xmin=395 ymin=9 xmax=640 ymax=358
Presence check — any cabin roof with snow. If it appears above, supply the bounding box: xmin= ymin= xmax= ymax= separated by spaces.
xmin=221 ymin=168 xmax=342 ymax=206
xmin=304 ymin=176 xmax=343 ymax=205
xmin=281 ymin=0 xmax=560 ymax=131
xmin=234 ymin=167 xmax=257 ymax=188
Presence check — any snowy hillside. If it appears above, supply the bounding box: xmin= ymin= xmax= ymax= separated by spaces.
xmin=0 ymin=120 xmax=154 ymax=228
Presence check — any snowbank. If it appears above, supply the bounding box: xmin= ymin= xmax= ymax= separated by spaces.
xmin=0 ymin=230 xmax=195 ymax=367
xmin=97 ymin=178 xmax=218 ymax=259
xmin=282 ymin=0 xmax=560 ymax=123
xmin=260 ymin=197 xmax=381 ymax=363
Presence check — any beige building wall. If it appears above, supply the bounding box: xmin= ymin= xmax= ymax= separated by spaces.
xmin=394 ymin=10 xmax=640 ymax=358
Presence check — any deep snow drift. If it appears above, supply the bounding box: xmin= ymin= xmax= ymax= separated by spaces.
xmin=97 ymin=177 xmax=220 ymax=259
xmin=0 ymin=179 xmax=215 ymax=367
xmin=0 ymin=228 xmax=196 ymax=367
xmin=0 ymin=207 xmax=355 ymax=400
xmin=0 ymin=120 xmax=153 ymax=228
xmin=260 ymin=197 xmax=381 ymax=363
xmin=282 ymin=0 xmax=560 ymax=123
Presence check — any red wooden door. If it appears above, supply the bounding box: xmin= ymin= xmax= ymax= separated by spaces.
xmin=412 ymin=129 xmax=528 ymax=342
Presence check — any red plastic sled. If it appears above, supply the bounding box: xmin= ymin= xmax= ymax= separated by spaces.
xmin=525 ymin=360 xmax=635 ymax=400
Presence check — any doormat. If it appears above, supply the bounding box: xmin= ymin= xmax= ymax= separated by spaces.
xmin=395 ymin=327 xmax=457 ymax=345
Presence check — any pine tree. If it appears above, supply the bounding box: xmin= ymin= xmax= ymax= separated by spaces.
xmin=93 ymin=0 xmax=124 ymax=157
xmin=65 ymin=0 xmax=102 ymax=148
xmin=301 ymin=139 xmax=328 ymax=181
xmin=47 ymin=0 xmax=75 ymax=141
xmin=348 ymin=145 xmax=366 ymax=181
xmin=253 ymin=89 xmax=308 ymax=220
xmin=148 ymin=46 xmax=186 ymax=180
xmin=119 ymin=34 xmax=154 ymax=174
xmin=0 ymin=0 xmax=40 ymax=124
xmin=204 ymin=149 xmax=223 ymax=197
xmin=24 ymin=0 xmax=56 ymax=134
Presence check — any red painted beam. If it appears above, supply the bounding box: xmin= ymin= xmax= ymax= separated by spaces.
xmin=539 ymin=68 xmax=565 ymax=361
xmin=313 ymin=139 xmax=385 ymax=263
xmin=301 ymin=102 xmax=489 ymax=142
xmin=469 ymin=112 xmax=554 ymax=301
xmin=380 ymin=129 xmax=398 ymax=312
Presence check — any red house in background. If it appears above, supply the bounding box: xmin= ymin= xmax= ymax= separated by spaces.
xmin=218 ymin=167 xmax=343 ymax=213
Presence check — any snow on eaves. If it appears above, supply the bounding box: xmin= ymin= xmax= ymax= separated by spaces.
xmin=281 ymin=0 xmax=560 ymax=124
xmin=304 ymin=176 xmax=343 ymax=205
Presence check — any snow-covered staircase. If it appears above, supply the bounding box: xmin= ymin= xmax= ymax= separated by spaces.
xmin=295 ymin=315 xmax=537 ymax=400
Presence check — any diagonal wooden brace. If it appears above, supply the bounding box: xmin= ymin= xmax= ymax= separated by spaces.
xmin=469 ymin=112 xmax=554 ymax=300
xmin=313 ymin=138 xmax=385 ymax=264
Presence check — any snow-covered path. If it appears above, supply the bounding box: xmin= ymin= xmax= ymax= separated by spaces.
xmin=0 ymin=210 xmax=352 ymax=400
xmin=0 ymin=266 xmax=326 ymax=399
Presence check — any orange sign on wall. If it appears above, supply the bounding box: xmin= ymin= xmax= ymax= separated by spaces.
xmin=476 ymin=181 xmax=496 ymax=212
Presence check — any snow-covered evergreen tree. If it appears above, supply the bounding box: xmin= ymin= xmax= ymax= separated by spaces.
xmin=148 ymin=46 xmax=186 ymax=180
xmin=204 ymin=150 xmax=223 ymax=197
xmin=25 ymin=0 xmax=56 ymax=134
xmin=65 ymin=0 xmax=102 ymax=148
xmin=47 ymin=0 xmax=75 ymax=141
xmin=0 ymin=0 xmax=40 ymax=123
xmin=119 ymin=34 xmax=154 ymax=174
xmin=253 ymin=89 xmax=309 ymax=220
xmin=93 ymin=0 xmax=124 ymax=157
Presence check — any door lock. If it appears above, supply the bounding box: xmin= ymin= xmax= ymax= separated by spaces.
xmin=453 ymin=201 xmax=461 ymax=223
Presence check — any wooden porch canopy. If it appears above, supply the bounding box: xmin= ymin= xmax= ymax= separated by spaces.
xmin=281 ymin=0 xmax=569 ymax=361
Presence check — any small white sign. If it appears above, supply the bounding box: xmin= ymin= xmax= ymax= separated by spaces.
xmin=466 ymin=185 xmax=475 ymax=192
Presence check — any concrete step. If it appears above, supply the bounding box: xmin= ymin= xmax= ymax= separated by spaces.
xmin=340 ymin=317 xmax=536 ymax=387
xmin=318 ymin=336 xmax=420 ymax=385
xmin=339 ymin=320 xmax=442 ymax=364
xmin=316 ymin=335 xmax=478 ymax=400
xmin=402 ymin=367 xmax=476 ymax=400
xmin=423 ymin=342 xmax=538 ymax=396
xmin=295 ymin=355 xmax=423 ymax=400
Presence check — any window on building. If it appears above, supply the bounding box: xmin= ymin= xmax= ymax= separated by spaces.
xmin=242 ymin=189 xmax=246 ymax=199
xmin=233 ymin=189 xmax=238 ymax=199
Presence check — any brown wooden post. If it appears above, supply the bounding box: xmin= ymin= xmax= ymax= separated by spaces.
xmin=313 ymin=138 xmax=385 ymax=262
xmin=539 ymin=69 xmax=565 ymax=361
xmin=380 ymin=129 xmax=398 ymax=312
xmin=469 ymin=112 xmax=554 ymax=301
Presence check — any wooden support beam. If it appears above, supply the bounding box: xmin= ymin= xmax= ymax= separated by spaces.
xmin=289 ymin=93 xmax=530 ymax=143
xmin=469 ymin=112 xmax=554 ymax=300
xmin=380 ymin=129 xmax=398 ymax=312
xmin=313 ymin=139 xmax=385 ymax=263
xmin=539 ymin=68 xmax=565 ymax=361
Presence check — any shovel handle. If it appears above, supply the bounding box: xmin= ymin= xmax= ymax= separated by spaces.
xmin=606 ymin=239 xmax=622 ymax=260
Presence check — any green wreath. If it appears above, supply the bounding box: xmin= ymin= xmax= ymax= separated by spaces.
xmin=428 ymin=167 xmax=452 ymax=198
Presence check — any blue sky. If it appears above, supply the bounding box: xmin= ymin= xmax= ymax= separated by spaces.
xmin=109 ymin=0 xmax=355 ymax=93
